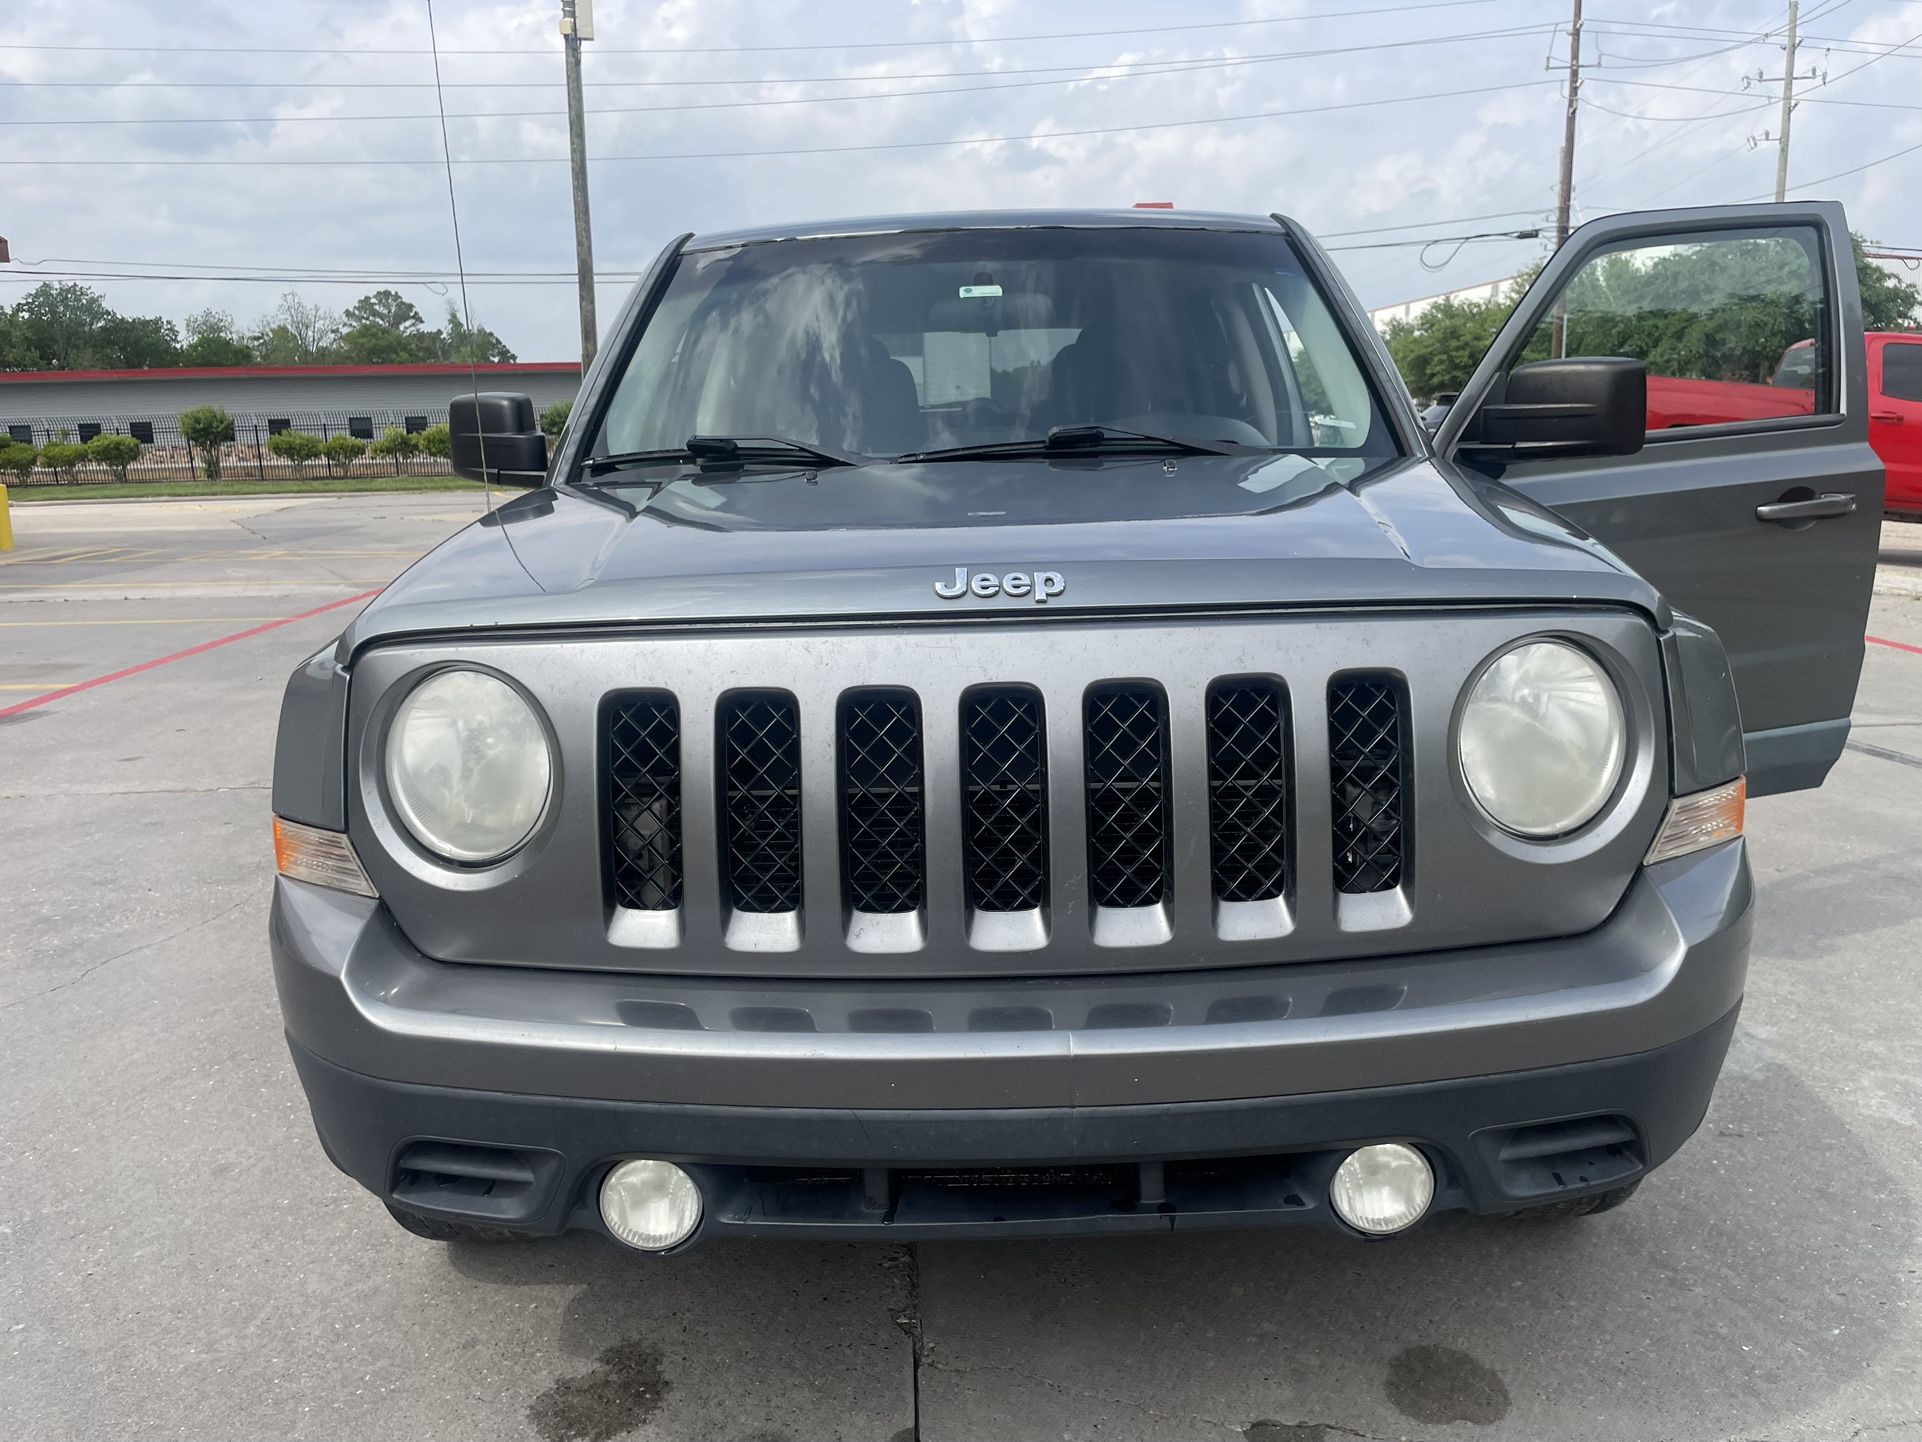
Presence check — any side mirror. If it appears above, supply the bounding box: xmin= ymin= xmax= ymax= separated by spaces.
xmin=1466 ymin=357 xmax=1645 ymax=460
xmin=450 ymin=392 xmax=549 ymax=487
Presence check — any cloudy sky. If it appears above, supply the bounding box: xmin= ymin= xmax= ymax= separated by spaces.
xmin=2 ymin=0 xmax=1919 ymax=360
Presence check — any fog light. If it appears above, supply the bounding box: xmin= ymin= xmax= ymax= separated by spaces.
xmin=599 ymin=1160 xmax=701 ymax=1251
xmin=1330 ymin=1143 xmax=1434 ymax=1235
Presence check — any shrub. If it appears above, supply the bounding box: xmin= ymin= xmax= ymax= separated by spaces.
xmin=370 ymin=425 xmax=422 ymax=473
xmin=321 ymin=434 xmax=367 ymax=477
xmin=86 ymin=433 xmax=142 ymax=481
xmin=267 ymin=429 xmax=326 ymax=476
xmin=0 ymin=441 xmax=37 ymax=480
xmin=417 ymin=422 xmax=452 ymax=460
xmin=538 ymin=399 xmax=571 ymax=438
xmin=37 ymin=439 xmax=88 ymax=481
xmin=179 ymin=405 xmax=235 ymax=480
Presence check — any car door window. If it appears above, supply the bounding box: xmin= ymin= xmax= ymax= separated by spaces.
xmin=1507 ymin=227 xmax=1832 ymax=434
xmin=1884 ymin=341 xmax=1922 ymax=403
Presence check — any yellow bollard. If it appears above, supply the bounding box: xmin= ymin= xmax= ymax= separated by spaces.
xmin=0 ymin=483 xmax=12 ymax=552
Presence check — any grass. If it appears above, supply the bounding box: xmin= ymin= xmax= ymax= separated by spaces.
xmin=8 ymin=474 xmax=489 ymax=502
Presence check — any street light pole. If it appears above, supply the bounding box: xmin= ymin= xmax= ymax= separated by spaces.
xmin=562 ymin=0 xmax=598 ymax=365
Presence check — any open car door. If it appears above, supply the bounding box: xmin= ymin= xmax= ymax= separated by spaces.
xmin=1436 ymin=201 xmax=1884 ymax=796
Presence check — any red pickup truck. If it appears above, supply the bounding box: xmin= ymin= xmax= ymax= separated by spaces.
xmin=1645 ymin=333 xmax=1922 ymax=511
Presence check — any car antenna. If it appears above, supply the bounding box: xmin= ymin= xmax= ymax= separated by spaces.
xmin=425 ymin=0 xmax=493 ymax=513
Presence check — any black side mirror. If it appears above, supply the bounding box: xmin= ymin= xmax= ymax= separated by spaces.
xmin=1466 ymin=357 xmax=1646 ymax=460
xmin=450 ymin=392 xmax=549 ymax=487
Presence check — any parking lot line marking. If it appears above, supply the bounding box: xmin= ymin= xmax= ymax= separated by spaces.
xmin=1867 ymin=634 xmax=1922 ymax=657
xmin=0 ymin=589 xmax=379 ymax=721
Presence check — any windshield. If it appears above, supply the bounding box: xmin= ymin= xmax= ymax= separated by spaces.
xmin=596 ymin=225 xmax=1397 ymax=467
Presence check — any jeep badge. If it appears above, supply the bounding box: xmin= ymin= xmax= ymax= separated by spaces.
xmin=933 ymin=567 xmax=1066 ymax=603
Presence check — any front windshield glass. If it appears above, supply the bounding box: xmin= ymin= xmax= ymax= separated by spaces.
xmin=596 ymin=225 xmax=1397 ymax=466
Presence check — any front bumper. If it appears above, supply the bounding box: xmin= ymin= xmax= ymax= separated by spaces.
xmin=273 ymin=840 xmax=1751 ymax=1244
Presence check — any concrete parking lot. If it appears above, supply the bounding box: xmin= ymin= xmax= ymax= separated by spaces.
xmin=4 ymin=492 xmax=1922 ymax=1442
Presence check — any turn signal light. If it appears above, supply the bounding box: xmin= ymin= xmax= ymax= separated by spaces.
xmin=273 ymin=816 xmax=378 ymax=898
xmin=1644 ymin=777 xmax=1746 ymax=866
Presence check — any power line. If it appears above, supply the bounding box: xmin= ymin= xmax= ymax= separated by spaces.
xmin=0 ymin=26 xmax=1560 ymax=127
xmin=0 ymin=76 xmax=1564 ymax=167
xmin=1735 ymin=133 xmax=1922 ymax=199
xmin=0 ymin=212 xmax=1569 ymax=284
xmin=0 ymin=0 xmax=1496 ymax=57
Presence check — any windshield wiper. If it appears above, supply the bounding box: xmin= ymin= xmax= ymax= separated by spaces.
xmin=895 ymin=424 xmax=1245 ymax=464
xmin=586 ymin=434 xmax=865 ymax=475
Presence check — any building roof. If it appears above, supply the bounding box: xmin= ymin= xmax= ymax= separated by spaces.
xmin=0 ymin=361 xmax=581 ymax=386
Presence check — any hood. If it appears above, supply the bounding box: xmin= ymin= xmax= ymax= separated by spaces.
xmin=336 ymin=453 xmax=1664 ymax=658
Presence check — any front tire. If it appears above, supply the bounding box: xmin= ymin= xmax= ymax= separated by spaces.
xmin=385 ymin=1202 xmax=528 ymax=1244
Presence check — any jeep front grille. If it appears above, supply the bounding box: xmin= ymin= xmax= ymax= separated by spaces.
xmin=960 ymin=688 xmax=1048 ymax=912
xmin=1207 ymin=680 xmax=1291 ymax=904
xmin=606 ymin=678 xmax=1416 ymax=935
xmin=840 ymin=690 xmax=925 ymax=915
xmin=1084 ymin=684 xmax=1171 ymax=909
xmin=607 ymin=695 xmax=683 ymax=911
xmin=719 ymin=694 xmax=804 ymax=913
xmin=1329 ymin=677 xmax=1407 ymax=894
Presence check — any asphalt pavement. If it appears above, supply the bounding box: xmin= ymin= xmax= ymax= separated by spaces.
xmin=3 ymin=493 xmax=1921 ymax=1442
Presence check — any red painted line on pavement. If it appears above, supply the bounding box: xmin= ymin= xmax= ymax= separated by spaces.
xmin=0 ymin=589 xmax=379 ymax=721
xmin=1868 ymin=634 xmax=1922 ymax=657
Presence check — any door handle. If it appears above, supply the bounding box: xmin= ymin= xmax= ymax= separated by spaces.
xmin=1871 ymin=410 xmax=1904 ymax=424
xmin=1755 ymin=492 xmax=1856 ymax=524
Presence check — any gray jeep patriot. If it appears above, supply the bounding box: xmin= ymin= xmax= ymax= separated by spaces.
xmin=271 ymin=203 xmax=1882 ymax=1251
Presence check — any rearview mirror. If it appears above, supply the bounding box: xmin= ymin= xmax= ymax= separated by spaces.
xmin=1465 ymin=357 xmax=1645 ymax=460
xmin=450 ymin=392 xmax=549 ymax=487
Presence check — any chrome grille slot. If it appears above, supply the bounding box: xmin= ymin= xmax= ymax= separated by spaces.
xmin=605 ymin=695 xmax=683 ymax=911
xmin=961 ymin=688 xmax=1049 ymax=912
xmin=1328 ymin=677 xmax=1407 ymax=895
xmin=1207 ymin=680 xmax=1290 ymax=904
xmin=1084 ymin=684 xmax=1171 ymax=909
xmin=840 ymin=690 xmax=925 ymax=915
xmin=720 ymin=694 xmax=804 ymax=914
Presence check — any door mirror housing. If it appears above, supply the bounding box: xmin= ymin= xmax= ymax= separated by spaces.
xmin=1463 ymin=357 xmax=1646 ymax=461
xmin=450 ymin=392 xmax=549 ymax=487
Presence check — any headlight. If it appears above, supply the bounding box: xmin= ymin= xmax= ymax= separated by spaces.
xmin=1457 ymin=640 xmax=1625 ymax=838
xmin=385 ymin=668 xmax=553 ymax=863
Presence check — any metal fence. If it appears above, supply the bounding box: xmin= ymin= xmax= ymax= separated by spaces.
xmin=1 ymin=410 xmax=459 ymax=485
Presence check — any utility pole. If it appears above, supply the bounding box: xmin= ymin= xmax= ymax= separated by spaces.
xmin=562 ymin=0 xmax=598 ymax=364
xmin=1553 ymin=0 xmax=1583 ymax=251
xmin=1552 ymin=0 xmax=1583 ymax=357
xmin=1774 ymin=0 xmax=1800 ymax=201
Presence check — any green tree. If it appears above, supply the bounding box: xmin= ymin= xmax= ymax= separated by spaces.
xmin=322 ymin=434 xmax=367 ymax=477
xmin=538 ymin=399 xmax=572 ymax=438
xmin=85 ymin=432 xmax=142 ymax=481
xmin=1380 ymin=290 xmax=1519 ymax=403
xmin=37 ymin=438 xmax=88 ymax=481
xmin=370 ymin=425 xmax=422 ymax=474
xmin=248 ymin=292 xmax=340 ymax=364
xmin=417 ymin=422 xmax=452 ymax=460
xmin=179 ymin=405 xmax=235 ymax=480
xmin=267 ymin=429 xmax=326 ymax=475
xmin=181 ymin=308 xmax=254 ymax=366
xmin=342 ymin=289 xmax=427 ymax=333
xmin=1859 ymin=236 xmax=1922 ymax=331
xmin=337 ymin=289 xmax=435 ymax=364
xmin=95 ymin=313 xmax=181 ymax=369
xmin=0 ymin=442 xmax=37 ymax=480
xmin=436 ymin=306 xmax=516 ymax=363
